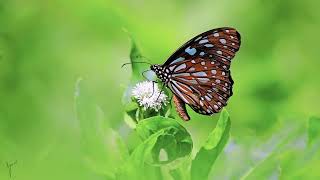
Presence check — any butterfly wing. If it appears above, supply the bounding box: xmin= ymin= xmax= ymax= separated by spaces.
xmin=164 ymin=27 xmax=241 ymax=115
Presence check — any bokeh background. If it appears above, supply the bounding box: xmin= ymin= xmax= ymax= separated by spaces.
xmin=0 ymin=0 xmax=320 ymax=179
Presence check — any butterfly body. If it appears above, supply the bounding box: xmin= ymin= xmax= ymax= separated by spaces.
xmin=151 ymin=27 xmax=241 ymax=120
xmin=150 ymin=64 xmax=171 ymax=84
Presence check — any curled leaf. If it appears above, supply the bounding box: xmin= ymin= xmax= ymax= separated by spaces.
xmin=136 ymin=116 xmax=193 ymax=165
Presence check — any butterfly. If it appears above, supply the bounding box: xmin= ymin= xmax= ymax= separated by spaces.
xmin=150 ymin=27 xmax=241 ymax=121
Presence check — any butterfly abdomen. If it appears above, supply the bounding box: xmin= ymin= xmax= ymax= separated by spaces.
xmin=173 ymin=94 xmax=190 ymax=121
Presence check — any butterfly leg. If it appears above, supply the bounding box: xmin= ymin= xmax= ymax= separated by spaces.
xmin=149 ymin=80 xmax=158 ymax=98
xmin=156 ymin=83 xmax=165 ymax=102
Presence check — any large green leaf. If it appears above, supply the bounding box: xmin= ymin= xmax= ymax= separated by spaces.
xmin=191 ymin=109 xmax=231 ymax=180
xmin=136 ymin=116 xmax=193 ymax=165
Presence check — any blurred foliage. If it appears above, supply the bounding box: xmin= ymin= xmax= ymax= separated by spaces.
xmin=0 ymin=0 xmax=320 ymax=179
xmin=191 ymin=109 xmax=230 ymax=180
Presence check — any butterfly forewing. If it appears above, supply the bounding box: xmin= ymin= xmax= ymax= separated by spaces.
xmin=163 ymin=27 xmax=241 ymax=116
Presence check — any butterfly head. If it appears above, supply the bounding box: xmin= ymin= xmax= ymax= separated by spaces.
xmin=150 ymin=64 xmax=169 ymax=83
xmin=150 ymin=64 xmax=162 ymax=72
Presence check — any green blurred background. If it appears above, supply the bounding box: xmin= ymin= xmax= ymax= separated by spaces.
xmin=0 ymin=0 xmax=319 ymax=179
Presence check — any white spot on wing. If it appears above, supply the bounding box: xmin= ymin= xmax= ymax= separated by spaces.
xmin=216 ymin=50 xmax=222 ymax=55
xmin=199 ymin=39 xmax=209 ymax=44
xmin=192 ymin=72 xmax=207 ymax=77
xmin=174 ymin=63 xmax=187 ymax=72
xmin=204 ymin=44 xmax=214 ymax=47
xmin=171 ymin=57 xmax=185 ymax=64
xmin=213 ymin=33 xmax=219 ymax=37
xmin=191 ymin=60 xmax=196 ymax=63
xmin=172 ymin=73 xmax=190 ymax=77
xmin=219 ymin=39 xmax=226 ymax=44
xmin=200 ymin=52 xmax=205 ymax=56
xmin=169 ymin=65 xmax=176 ymax=71
xmin=211 ymin=70 xmax=217 ymax=74
xmin=198 ymin=78 xmax=210 ymax=83
xmin=188 ymin=67 xmax=195 ymax=72
xmin=188 ymin=67 xmax=196 ymax=72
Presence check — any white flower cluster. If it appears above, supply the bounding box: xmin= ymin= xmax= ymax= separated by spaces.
xmin=132 ymin=81 xmax=168 ymax=111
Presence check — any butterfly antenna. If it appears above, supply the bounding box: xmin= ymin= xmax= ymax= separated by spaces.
xmin=121 ymin=61 xmax=152 ymax=68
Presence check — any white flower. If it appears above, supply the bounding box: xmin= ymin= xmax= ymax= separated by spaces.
xmin=132 ymin=81 xmax=168 ymax=111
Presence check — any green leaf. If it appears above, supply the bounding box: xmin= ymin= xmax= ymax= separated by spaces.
xmin=117 ymin=116 xmax=193 ymax=179
xmin=308 ymin=116 xmax=320 ymax=146
xmin=276 ymin=117 xmax=320 ymax=179
xmin=116 ymin=128 xmax=167 ymax=180
xmin=191 ymin=109 xmax=231 ymax=180
xmin=129 ymin=35 xmax=149 ymax=82
xmin=240 ymin=122 xmax=305 ymax=180
xmin=169 ymin=157 xmax=192 ymax=180
xmin=136 ymin=116 xmax=193 ymax=165
xmin=241 ymin=153 xmax=280 ymax=180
